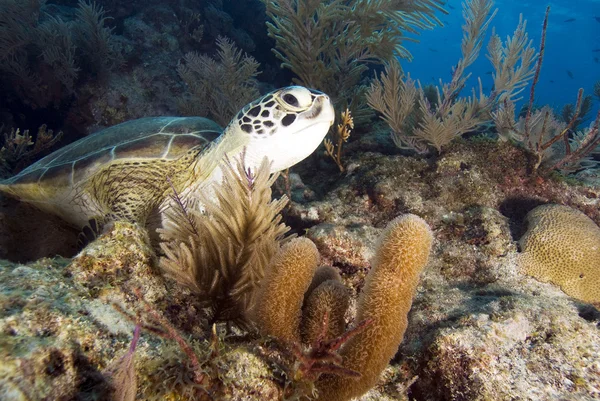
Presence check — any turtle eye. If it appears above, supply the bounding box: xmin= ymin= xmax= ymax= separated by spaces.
xmin=283 ymin=94 xmax=299 ymax=107
xmin=276 ymin=87 xmax=312 ymax=110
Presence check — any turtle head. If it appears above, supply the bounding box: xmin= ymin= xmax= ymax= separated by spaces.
xmin=225 ymin=86 xmax=335 ymax=172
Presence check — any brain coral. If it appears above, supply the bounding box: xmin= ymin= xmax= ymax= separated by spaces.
xmin=518 ymin=204 xmax=600 ymax=304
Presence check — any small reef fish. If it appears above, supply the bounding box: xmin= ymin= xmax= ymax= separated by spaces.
xmin=564 ymin=18 xmax=576 ymax=22
xmin=448 ymin=4 xmax=456 ymax=9
xmin=594 ymin=57 xmax=599 ymax=64
xmin=593 ymin=48 xmax=600 ymax=52
xmin=428 ymin=48 xmax=439 ymax=52
xmin=549 ymin=80 xmax=555 ymax=83
xmin=566 ymin=70 xmax=574 ymax=79
xmin=595 ymin=16 xmax=600 ymax=23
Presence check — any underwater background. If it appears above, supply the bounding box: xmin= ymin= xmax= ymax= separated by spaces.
xmin=405 ymin=0 xmax=600 ymax=111
xmin=0 ymin=0 xmax=599 ymax=400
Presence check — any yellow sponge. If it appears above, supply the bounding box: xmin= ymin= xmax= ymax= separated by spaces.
xmin=252 ymin=237 xmax=320 ymax=344
xmin=518 ymin=204 xmax=600 ymax=304
xmin=316 ymin=214 xmax=433 ymax=401
xmin=300 ymin=279 xmax=349 ymax=345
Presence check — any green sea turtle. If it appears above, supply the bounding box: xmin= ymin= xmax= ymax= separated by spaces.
xmin=0 ymin=86 xmax=334 ymax=231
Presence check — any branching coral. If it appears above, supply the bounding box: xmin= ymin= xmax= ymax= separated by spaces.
xmin=367 ymin=0 xmax=536 ymax=153
xmin=177 ymin=36 xmax=261 ymax=127
xmin=0 ymin=124 xmax=63 ymax=177
xmin=491 ymin=7 xmax=600 ymax=175
xmin=158 ymin=157 xmax=289 ymax=328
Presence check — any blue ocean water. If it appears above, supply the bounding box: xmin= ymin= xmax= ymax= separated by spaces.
xmin=403 ymin=0 xmax=600 ymax=118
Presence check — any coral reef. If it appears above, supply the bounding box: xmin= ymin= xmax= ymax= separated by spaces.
xmin=1 ymin=1 xmax=600 ymax=400
xmin=1 ymin=138 xmax=600 ymax=400
xmin=290 ymin=138 xmax=600 ymax=400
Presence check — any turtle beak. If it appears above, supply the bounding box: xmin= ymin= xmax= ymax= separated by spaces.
xmin=308 ymin=94 xmax=335 ymax=126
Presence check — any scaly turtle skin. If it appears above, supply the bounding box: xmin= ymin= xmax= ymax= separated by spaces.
xmin=0 ymin=86 xmax=334 ymax=229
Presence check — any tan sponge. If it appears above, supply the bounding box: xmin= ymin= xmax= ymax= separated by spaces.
xmin=518 ymin=204 xmax=600 ymax=304
xmin=316 ymin=214 xmax=433 ymax=401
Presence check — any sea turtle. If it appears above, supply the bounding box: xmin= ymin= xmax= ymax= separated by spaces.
xmin=0 ymin=86 xmax=334 ymax=232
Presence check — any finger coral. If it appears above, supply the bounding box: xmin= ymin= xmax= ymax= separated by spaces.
xmin=304 ymin=265 xmax=342 ymax=298
xmin=300 ymin=279 xmax=350 ymax=345
xmin=253 ymin=237 xmax=320 ymax=344
xmin=517 ymin=204 xmax=600 ymax=304
xmin=315 ymin=214 xmax=433 ymax=401
xmin=252 ymin=214 xmax=433 ymax=401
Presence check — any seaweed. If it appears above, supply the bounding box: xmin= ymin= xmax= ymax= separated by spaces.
xmin=0 ymin=0 xmax=121 ymax=108
xmin=158 ymin=156 xmax=289 ymax=328
xmin=177 ymin=36 xmax=261 ymax=127
xmin=367 ymin=0 xmax=536 ymax=153
xmin=260 ymin=0 xmax=445 ymax=128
